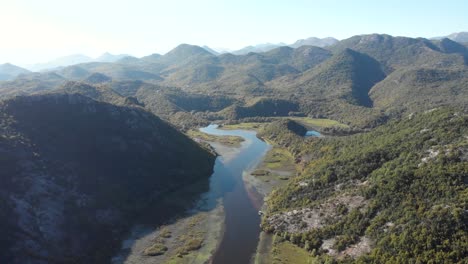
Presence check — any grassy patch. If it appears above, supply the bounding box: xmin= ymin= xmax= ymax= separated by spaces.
xmin=262 ymin=148 xmax=295 ymax=171
xmin=143 ymin=243 xmax=168 ymax=256
xmin=159 ymin=227 xmax=172 ymax=238
xmin=219 ymin=122 xmax=266 ymax=131
xmin=270 ymin=239 xmax=312 ymax=264
xmin=187 ymin=129 xmax=244 ymax=147
xmin=287 ymin=117 xmax=349 ymax=129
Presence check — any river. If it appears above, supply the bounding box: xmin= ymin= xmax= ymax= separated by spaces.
xmin=114 ymin=124 xmax=318 ymax=263
xmin=199 ymin=124 xmax=271 ymax=264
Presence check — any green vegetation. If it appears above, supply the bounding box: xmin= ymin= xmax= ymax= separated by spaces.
xmin=262 ymin=148 xmax=296 ymax=171
xmin=160 ymin=227 xmax=172 ymax=238
xmin=261 ymin=108 xmax=468 ymax=263
xmin=2 ymin=34 xmax=466 ymax=129
xmin=144 ymin=243 xmax=168 ymax=256
xmin=287 ymin=117 xmax=349 ymax=129
xmin=187 ymin=129 xmax=244 ymax=147
xmin=268 ymin=236 xmax=313 ymax=264
xmin=219 ymin=122 xmax=266 ymax=130
xmin=258 ymin=119 xmax=308 ymax=155
xmin=1 ymin=33 xmax=467 ymax=263
xmin=0 ymin=93 xmax=215 ymax=263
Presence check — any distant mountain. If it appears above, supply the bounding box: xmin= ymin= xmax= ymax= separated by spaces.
xmin=282 ymin=48 xmax=386 ymax=107
xmin=84 ymin=72 xmax=112 ymax=84
xmin=95 ymin=52 xmax=130 ymax=62
xmin=26 ymin=53 xmax=131 ymax=72
xmin=0 ymin=93 xmax=214 ymax=263
xmin=0 ymin=72 xmax=66 ymax=99
xmin=161 ymin=44 xmax=215 ymax=64
xmin=231 ymin=43 xmax=284 ymax=55
xmin=0 ymin=63 xmax=31 ymax=81
xmin=370 ymin=67 xmax=468 ymax=112
xmin=3 ymin=33 xmax=467 ymax=129
xmin=330 ymin=34 xmax=467 ymax=72
xmin=433 ymin=32 xmax=468 ymax=43
xmin=26 ymin=54 xmax=93 ymax=71
xmin=231 ymin=36 xmax=338 ymax=55
xmin=289 ymin=37 xmax=338 ymax=48
xmin=202 ymin=45 xmax=219 ymax=55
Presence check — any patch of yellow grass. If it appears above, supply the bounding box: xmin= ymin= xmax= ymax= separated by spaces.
xmin=219 ymin=122 xmax=266 ymax=131
xmin=187 ymin=130 xmax=244 ymax=147
xmin=288 ymin=117 xmax=348 ymax=129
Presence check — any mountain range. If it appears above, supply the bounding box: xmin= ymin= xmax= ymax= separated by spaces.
xmin=14 ymin=32 xmax=468 ymax=72
xmin=227 ymin=36 xmax=339 ymax=55
xmin=1 ymin=33 xmax=466 ymax=130
xmin=25 ymin=52 xmax=130 ymax=72
xmin=0 ymin=31 xmax=467 ymax=263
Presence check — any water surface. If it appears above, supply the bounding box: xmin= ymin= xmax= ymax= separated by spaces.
xmin=199 ymin=124 xmax=271 ymax=264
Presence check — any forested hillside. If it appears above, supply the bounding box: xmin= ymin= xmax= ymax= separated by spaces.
xmin=1 ymin=34 xmax=467 ymax=129
xmin=0 ymin=93 xmax=215 ymax=263
xmin=261 ymin=108 xmax=467 ymax=263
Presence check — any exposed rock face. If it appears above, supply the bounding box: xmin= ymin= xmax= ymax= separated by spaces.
xmin=264 ymin=195 xmax=367 ymax=233
xmin=0 ymin=93 xmax=215 ymax=263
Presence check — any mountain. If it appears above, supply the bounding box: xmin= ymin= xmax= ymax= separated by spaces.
xmin=56 ymin=81 xmax=127 ymax=105
xmin=159 ymin=44 xmax=215 ymax=65
xmin=446 ymin=32 xmax=468 ymax=42
xmin=0 ymin=72 xmax=66 ymax=99
xmin=3 ymin=33 xmax=467 ymax=129
xmin=0 ymin=93 xmax=215 ymax=263
xmin=202 ymin=45 xmax=220 ymax=55
xmin=95 ymin=52 xmax=130 ymax=62
xmin=84 ymin=72 xmax=112 ymax=84
xmin=231 ymin=36 xmax=338 ymax=55
xmin=25 ymin=53 xmax=131 ymax=72
xmin=433 ymin=31 xmax=468 ymax=43
xmin=232 ymin=43 xmax=284 ymax=55
xmin=26 ymin=54 xmax=93 ymax=71
xmin=289 ymin=37 xmax=338 ymax=48
xmin=156 ymin=45 xmax=331 ymax=93
xmin=329 ymin=34 xmax=466 ymax=72
xmin=292 ymin=48 xmax=386 ymax=107
xmin=57 ymin=62 xmax=162 ymax=81
xmin=370 ymin=67 xmax=468 ymax=113
xmin=0 ymin=63 xmax=31 ymax=81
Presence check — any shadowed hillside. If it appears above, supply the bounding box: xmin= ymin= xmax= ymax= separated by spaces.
xmin=0 ymin=93 xmax=215 ymax=263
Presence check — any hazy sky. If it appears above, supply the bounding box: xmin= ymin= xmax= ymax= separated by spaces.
xmin=1 ymin=0 xmax=467 ymax=66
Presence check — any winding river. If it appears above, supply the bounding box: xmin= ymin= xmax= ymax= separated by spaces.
xmin=199 ymin=125 xmax=271 ymax=264
xmin=114 ymin=124 xmax=318 ymax=263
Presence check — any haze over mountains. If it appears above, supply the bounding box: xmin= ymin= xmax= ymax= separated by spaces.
xmin=433 ymin=31 xmax=468 ymax=43
xmin=0 ymin=63 xmax=30 ymax=81
xmin=24 ymin=52 xmax=130 ymax=72
xmin=5 ymin=32 xmax=467 ymax=74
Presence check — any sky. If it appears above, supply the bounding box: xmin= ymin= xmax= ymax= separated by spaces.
xmin=0 ymin=0 xmax=467 ymax=66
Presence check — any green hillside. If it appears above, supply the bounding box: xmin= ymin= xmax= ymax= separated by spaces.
xmin=0 ymin=93 xmax=215 ymax=263
xmin=262 ymin=108 xmax=467 ymax=263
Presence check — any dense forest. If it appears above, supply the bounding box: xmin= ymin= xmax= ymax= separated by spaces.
xmin=261 ymin=108 xmax=467 ymax=263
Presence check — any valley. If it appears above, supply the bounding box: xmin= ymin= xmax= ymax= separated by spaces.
xmin=0 ymin=31 xmax=467 ymax=264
